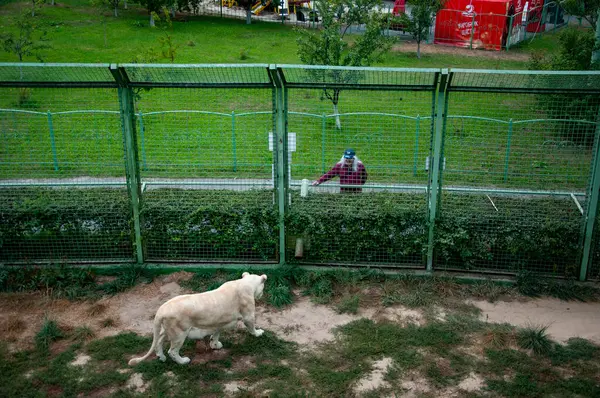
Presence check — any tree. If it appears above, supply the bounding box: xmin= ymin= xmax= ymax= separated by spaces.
xmin=296 ymin=0 xmax=395 ymax=129
xmin=91 ymin=0 xmax=121 ymax=17
xmin=1 ymin=9 xmax=51 ymax=63
xmin=398 ymin=0 xmax=445 ymax=59
xmin=139 ymin=0 xmax=173 ymax=26
xmin=562 ymin=0 xmax=599 ymax=27
xmin=528 ymin=28 xmax=599 ymax=146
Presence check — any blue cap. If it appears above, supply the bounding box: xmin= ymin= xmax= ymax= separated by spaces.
xmin=343 ymin=149 xmax=356 ymax=159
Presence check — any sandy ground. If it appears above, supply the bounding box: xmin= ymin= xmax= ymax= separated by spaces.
xmin=472 ymin=298 xmax=600 ymax=344
xmin=2 ymin=274 xmax=600 ymax=396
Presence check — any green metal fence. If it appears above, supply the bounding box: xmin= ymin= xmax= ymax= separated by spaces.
xmin=1 ymin=63 xmax=600 ymax=280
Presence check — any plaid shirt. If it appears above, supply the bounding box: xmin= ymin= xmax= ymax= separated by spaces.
xmin=317 ymin=161 xmax=368 ymax=192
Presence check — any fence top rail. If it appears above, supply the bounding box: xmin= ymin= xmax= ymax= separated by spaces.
xmin=119 ymin=63 xmax=273 ymax=88
xmin=276 ymin=64 xmax=441 ymax=90
xmin=449 ymin=69 xmax=600 ymax=93
xmin=0 ymin=63 xmax=117 ymax=88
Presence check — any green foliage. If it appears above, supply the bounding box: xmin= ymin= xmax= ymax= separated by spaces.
xmin=142 ymin=189 xmax=278 ymax=261
xmin=296 ymin=0 xmax=395 ymax=128
xmin=1 ymin=8 xmax=51 ymax=63
xmin=86 ymin=332 xmax=152 ymax=362
xmin=517 ymin=325 xmax=553 ymax=355
xmin=562 ymin=0 xmax=599 ymax=26
xmin=336 ymin=294 xmax=359 ymax=314
xmin=398 ymin=0 xmax=446 ymax=58
xmin=516 ymin=271 xmax=599 ymax=300
xmin=35 ymin=318 xmax=64 ymax=354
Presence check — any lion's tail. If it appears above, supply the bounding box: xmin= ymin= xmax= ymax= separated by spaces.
xmin=128 ymin=314 xmax=162 ymax=366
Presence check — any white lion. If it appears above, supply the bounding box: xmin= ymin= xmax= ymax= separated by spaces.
xmin=128 ymin=272 xmax=267 ymax=366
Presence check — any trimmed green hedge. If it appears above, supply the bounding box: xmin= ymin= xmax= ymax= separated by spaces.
xmin=0 ymin=188 xmax=134 ymax=261
xmin=141 ymin=189 xmax=278 ymax=261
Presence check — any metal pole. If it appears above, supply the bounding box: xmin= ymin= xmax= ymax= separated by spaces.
xmin=110 ymin=65 xmax=144 ymax=264
xmin=592 ymin=8 xmax=600 ymax=64
xmin=232 ymin=111 xmax=237 ymax=172
xmin=579 ymin=107 xmax=600 ymax=281
xmin=426 ymin=69 xmax=449 ymax=272
xmin=47 ymin=111 xmax=59 ymax=171
xmin=269 ymin=66 xmax=288 ymax=266
xmin=322 ymin=113 xmax=326 ymax=174
xmin=138 ymin=111 xmax=147 ymax=171
xmin=503 ymin=119 xmax=513 ymax=182
xmin=469 ymin=13 xmax=476 ymax=49
xmin=507 ymin=14 xmax=513 ymax=51
xmin=413 ymin=115 xmax=420 ymax=177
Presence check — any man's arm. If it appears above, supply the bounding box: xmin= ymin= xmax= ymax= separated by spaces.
xmin=359 ymin=163 xmax=368 ymax=185
xmin=313 ymin=163 xmax=341 ymax=185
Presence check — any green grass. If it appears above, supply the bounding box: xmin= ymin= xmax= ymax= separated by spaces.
xmin=517 ymin=325 xmax=553 ymax=355
xmin=34 ymin=318 xmax=64 ymax=354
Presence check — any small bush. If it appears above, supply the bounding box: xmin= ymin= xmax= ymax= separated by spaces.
xmin=267 ymin=284 xmax=293 ymax=308
xmin=336 ymin=295 xmax=359 ymax=314
xmin=517 ymin=325 xmax=552 ymax=355
xmin=35 ymin=318 xmax=64 ymax=353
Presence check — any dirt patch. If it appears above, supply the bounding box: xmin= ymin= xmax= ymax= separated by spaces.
xmin=399 ymin=372 xmax=431 ymax=397
xmin=371 ymin=306 xmax=425 ymax=326
xmin=471 ymin=298 xmax=600 ymax=344
xmin=126 ymin=373 xmax=149 ymax=393
xmin=257 ymin=295 xmax=375 ymax=346
xmin=224 ymin=380 xmax=250 ymax=395
xmin=457 ymin=372 xmax=484 ymax=392
xmin=392 ymin=41 xmax=530 ymax=61
xmin=354 ymin=357 xmax=393 ymax=394
xmin=70 ymin=353 xmax=91 ymax=367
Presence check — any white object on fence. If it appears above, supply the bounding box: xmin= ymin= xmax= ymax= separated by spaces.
xmin=301 ymin=179 xmax=309 ymax=197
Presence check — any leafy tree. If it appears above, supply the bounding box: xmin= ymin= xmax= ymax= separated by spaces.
xmin=138 ymin=0 xmax=173 ymax=26
xmin=91 ymin=0 xmax=121 ymax=17
xmin=528 ymin=28 xmax=600 ymax=146
xmin=397 ymin=0 xmax=445 ymax=59
xmin=562 ymin=0 xmax=599 ymax=27
xmin=296 ymin=0 xmax=394 ymax=129
xmin=1 ymin=9 xmax=50 ymax=63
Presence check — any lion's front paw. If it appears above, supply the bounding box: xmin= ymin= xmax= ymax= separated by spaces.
xmin=210 ymin=341 xmax=223 ymax=350
xmin=158 ymin=354 xmax=167 ymax=362
xmin=178 ymin=356 xmax=191 ymax=365
xmin=254 ymin=329 xmax=264 ymax=337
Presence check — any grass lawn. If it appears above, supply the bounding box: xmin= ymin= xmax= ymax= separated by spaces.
xmin=1 ymin=266 xmax=599 ymax=397
xmin=0 ymin=2 xmax=595 ymax=191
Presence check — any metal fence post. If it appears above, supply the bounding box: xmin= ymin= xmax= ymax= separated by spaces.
xmin=322 ymin=113 xmax=326 ymax=174
xmin=426 ymin=69 xmax=449 ymax=272
xmin=413 ymin=115 xmax=420 ymax=177
xmin=579 ymin=108 xmax=600 ymax=281
xmin=503 ymin=119 xmax=513 ymax=182
xmin=138 ymin=110 xmax=148 ymax=171
xmin=47 ymin=111 xmax=59 ymax=171
xmin=469 ymin=14 xmax=476 ymax=49
xmin=269 ymin=65 xmax=288 ymax=266
xmin=110 ymin=64 xmax=144 ymax=264
xmin=507 ymin=14 xmax=513 ymax=50
xmin=232 ymin=111 xmax=237 ymax=172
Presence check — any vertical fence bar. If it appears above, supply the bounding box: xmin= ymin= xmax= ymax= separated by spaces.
xmin=321 ymin=113 xmax=326 ymax=174
xmin=110 ymin=65 xmax=144 ymax=264
xmin=427 ymin=69 xmax=449 ymax=272
xmin=232 ymin=111 xmax=237 ymax=172
xmin=47 ymin=111 xmax=59 ymax=171
xmin=269 ymin=65 xmax=288 ymax=266
xmin=503 ymin=119 xmax=513 ymax=182
xmin=413 ymin=115 xmax=420 ymax=177
xmin=506 ymin=14 xmax=513 ymax=50
xmin=579 ymin=108 xmax=600 ymax=281
xmin=469 ymin=14 xmax=476 ymax=49
xmin=138 ymin=111 xmax=148 ymax=171
xmin=553 ymin=4 xmax=558 ymax=31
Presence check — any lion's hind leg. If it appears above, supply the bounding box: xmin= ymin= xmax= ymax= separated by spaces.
xmin=156 ymin=326 xmax=167 ymax=362
xmin=164 ymin=319 xmax=191 ymax=365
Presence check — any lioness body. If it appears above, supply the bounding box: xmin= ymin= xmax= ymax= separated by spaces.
xmin=128 ymin=272 xmax=267 ymax=365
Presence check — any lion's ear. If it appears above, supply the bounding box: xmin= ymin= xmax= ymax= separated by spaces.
xmin=261 ymin=274 xmax=267 ymax=282
xmin=242 ymin=272 xmax=250 ymax=278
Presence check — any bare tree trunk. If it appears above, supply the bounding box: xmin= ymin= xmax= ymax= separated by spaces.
xmin=170 ymin=7 xmax=176 ymax=18
xmin=150 ymin=13 xmax=155 ymax=27
xmin=333 ymin=103 xmax=341 ymax=130
xmin=114 ymin=6 xmax=118 ymax=17
xmin=31 ymin=0 xmax=35 ymax=17
xmin=417 ymin=41 xmax=421 ymax=59
xmin=124 ymin=0 xmax=127 ymax=9
xmin=246 ymin=8 xmax=252 ymax=24
xmin=51 ymin=0 xmax=55 ymax=5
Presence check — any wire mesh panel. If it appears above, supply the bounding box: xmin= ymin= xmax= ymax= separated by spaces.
xmin=435 ymin=70 xmax=600 ymax=275
xmin=133 ymin=87 xmax=277 ymax=262
xmin=0 ymin=82 xmax=133 ymax=263
xmin=282 ymin=67 xmax=438 ymax=267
